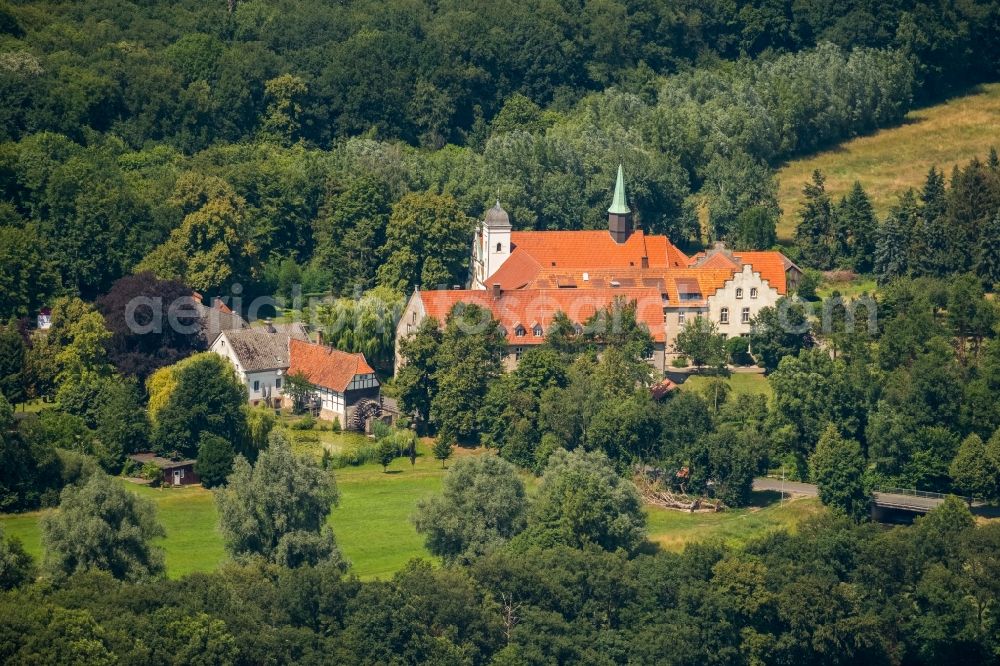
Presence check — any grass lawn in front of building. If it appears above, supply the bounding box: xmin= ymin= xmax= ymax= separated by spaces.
xmin=679 ymin=371 xmax=773 ymax=402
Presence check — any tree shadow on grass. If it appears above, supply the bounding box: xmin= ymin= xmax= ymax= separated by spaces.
xmin=748 ymin=490 xmax=783 ymax=508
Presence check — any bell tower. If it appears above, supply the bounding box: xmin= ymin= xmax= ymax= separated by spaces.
xmin=608 ymin=164 xmax=633 ymax=244
xmin=473 ymin=201 xmax=512 ymax=289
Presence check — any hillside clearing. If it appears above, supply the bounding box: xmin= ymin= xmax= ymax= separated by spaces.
xmin=776 ymin=83 xmax=1000 ymax=239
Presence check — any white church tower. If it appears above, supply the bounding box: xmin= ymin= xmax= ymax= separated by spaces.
xmin=472 ymin=201 xmax=512 ymax=290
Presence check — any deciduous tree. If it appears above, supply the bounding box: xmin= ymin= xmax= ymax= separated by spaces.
xmin=521 ymin=448 xmax=645 ymax=553
xmin=41 ymin=472 xmax=165 ymax=582
xmin=809 ymin=424 xmax=869 ymax=520
xmin=376 ymin=192 xmax=474 ymax=293
xmin=673 ymin=317 xmax=725 ymax=369
xmin=216 ymin=431 xmax=342 ymax=568
xmin=413 ymin=455 xmax=526 ymax=564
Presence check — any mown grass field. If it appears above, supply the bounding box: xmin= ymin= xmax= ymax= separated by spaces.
xmin=0 ymin=440 xmax=821 ymax=580
xmin=776 ymin=83 xmax=1000 ymax=240
xmin=679 ymin=371 xmax=773 ymax=402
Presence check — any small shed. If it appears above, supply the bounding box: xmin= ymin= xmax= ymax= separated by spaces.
xmin=129 ymin=453 xmax=199 ymax=487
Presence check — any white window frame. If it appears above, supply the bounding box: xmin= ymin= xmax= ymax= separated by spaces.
xmin=720 ymin=307 xmax=729 ymax=324
xmin=741 ymin=307 xmax=751 ymax=323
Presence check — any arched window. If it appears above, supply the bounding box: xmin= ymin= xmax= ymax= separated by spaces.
xmin=720 ymin=307 xmax=730 ymax=324
xmin=736 ymin=288 xmax=744 ymax=299
xmin=496 ymin=242 xmax=502 ymax=252
xmin=750 ymin=288 xmax=758 ymax=299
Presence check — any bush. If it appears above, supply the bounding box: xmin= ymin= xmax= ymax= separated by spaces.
xmin=377 ymin=438 xmax=398 ymax=471
xmin=289 ymin=415 xmax=316 ymax=430
xmin=671 ymin=356 xmax=689 ymax=368
xmin=139 ymin=462 xmax=162 ymax=487
xmin=331 ymin=419 xmax=341 ymax=433
xmin=797 ymin=269 xmax=823 ymax=301
xmin=725 ymin=336 xmax=754 ymax=366
xmin=372 ymin=419 xmax=392 ymax=440
xmin=195 ymin=433 xmax=236 ymax=488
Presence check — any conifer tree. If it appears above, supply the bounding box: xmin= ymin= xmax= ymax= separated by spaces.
xmin=795 ymin=170 xmax=836 ymax=269
xmin=976 ymin=210 xmax=1000 ymax=288
xmin=912 ymin=166 xmax=953 ymax=276
xmin=875 ymin=200 xmax=913 ymax=285
xmin=946 ymin=159 xmax=1000 ymax=273
xmin=838 ymin=181 xmax=877 ymax=273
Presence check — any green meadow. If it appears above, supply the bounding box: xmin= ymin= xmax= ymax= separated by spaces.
xmin=1 ymin=439 xmax=821 ymax=580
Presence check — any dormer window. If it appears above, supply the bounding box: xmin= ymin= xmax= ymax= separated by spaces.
xmin=514 ymin=325 xmax=526 ymax=337
xmin=532 ymin=325 xmax=543 ymax=337
xmin=736 ymin=288 xmax=744 ymax=299
xmin=750 ymin=288 xmax=758 ymax=299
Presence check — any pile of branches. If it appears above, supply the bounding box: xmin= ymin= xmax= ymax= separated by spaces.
xmin=633 ymin=472 xmax=726 ymax=513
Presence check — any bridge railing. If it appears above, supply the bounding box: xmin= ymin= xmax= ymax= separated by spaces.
xmin=875 ymin=487 xmax=973 ymax=504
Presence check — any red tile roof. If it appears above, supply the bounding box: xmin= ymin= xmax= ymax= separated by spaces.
xmin=731 ymin=252 xmax=788 ymax=294
xmin=417 ymin=288 xmax=667 ymax=343
xmin=486 ymin=249 xmax=542 ymax=290
xmin=696 ymin=252 xmax=740 ymax=270
xmin=686 ymin=247 xmax=791 ymax=294
xmin=650 ymin=378 xmax=678 ymax=400
xmin=509 ymin=230 xmax=681 ymax=270
xmin=522 ymin=267 xmax=736 ymax=306
xmin=287 ymin=339 xmax=375 ymax=393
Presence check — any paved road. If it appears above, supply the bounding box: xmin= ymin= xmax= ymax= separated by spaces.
xmin=753 ymin=478 xmax=818 ymax=496
xmin=753 ymin=478 xmax=950 ymax=512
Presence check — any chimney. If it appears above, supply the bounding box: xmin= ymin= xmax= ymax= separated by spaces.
xmin=492 ymin=283 xmax=502 ymax=300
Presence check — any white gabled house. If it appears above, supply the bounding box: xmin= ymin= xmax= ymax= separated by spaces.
xmin=210 ymin=322 xmax=310 ymax=407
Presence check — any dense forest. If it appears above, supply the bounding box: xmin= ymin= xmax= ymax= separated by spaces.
xmin=2 ymin=0 xmax=1000 ymax=308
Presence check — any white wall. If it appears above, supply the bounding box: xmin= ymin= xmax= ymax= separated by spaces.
xmin=705 ymin=264 xmax=780 ymax=338
xmin=394 ymin=292 xmax=427 ymax=373
xmin=472 ymin=221 xmax=511 ymax=290
xmin=211 ymin=333 xmax=285 ymax=404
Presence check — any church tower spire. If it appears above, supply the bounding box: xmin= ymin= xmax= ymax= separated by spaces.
xmin=608 ymin=163 xmax=633 ymax=243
